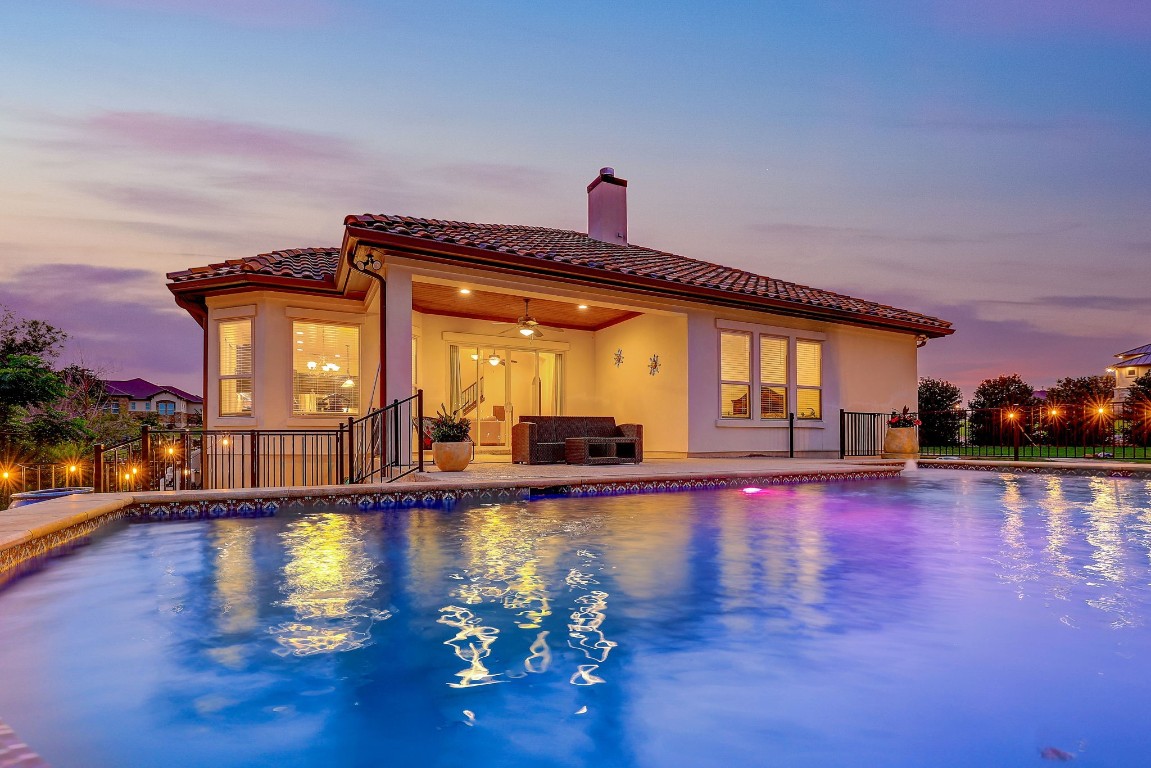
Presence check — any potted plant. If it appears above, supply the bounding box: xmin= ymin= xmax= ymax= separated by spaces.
xmin=430 ymin=404 xmax=472 ymax=471
xmin=882 ymin=406 xmax=922 ymax=459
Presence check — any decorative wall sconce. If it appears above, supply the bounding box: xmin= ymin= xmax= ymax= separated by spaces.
xmin=648 ymin=354 xmax=661 ymax=376
xmin=613 ymin=348 xmax=624 ymax=367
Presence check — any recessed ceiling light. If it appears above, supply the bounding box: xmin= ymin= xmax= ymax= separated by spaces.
xmin=577 ymin=304 xmax=589 ymax=310
xmin=459 ymin=288 xmax=471 ymax=295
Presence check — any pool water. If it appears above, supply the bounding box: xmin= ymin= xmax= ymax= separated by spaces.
xmin=1 ymin=471 xmax=1150 ymax=767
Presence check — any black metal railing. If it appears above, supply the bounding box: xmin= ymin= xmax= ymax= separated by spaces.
xmin=92 ymin=390 xmax=426 ymax=492
xmin=345 ymin=391 xmax=424 ymax=484
xmin=840 ymin=410 xmax=889 ymax=458
xmin=919 ymin=404 xmax=1151 ymax=462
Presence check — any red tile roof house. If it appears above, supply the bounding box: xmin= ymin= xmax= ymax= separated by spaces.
xmin=168 ymin=168 xmax=952 ymax=460
xmin=104 ymin=378 xmax=203 ymax=427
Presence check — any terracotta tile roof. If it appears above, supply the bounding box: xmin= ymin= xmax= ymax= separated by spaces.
xmin=166 ymin=247 xmax=339 ymax=285
xmin=167 ymin=218 xmax=951 ymax=334
xmin=346 ymin=215 xmax=952 ymax=332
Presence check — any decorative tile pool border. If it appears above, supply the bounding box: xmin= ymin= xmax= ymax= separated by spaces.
xmin=918 ymin=461 xmax=1149 ymax=479
xmin=0 ymin=508 xmax=131 ymax=589
xmin=0 ymin=468 xmax=900 ymax=581
xmin=124 ymin=468 xmax=901 ymax=521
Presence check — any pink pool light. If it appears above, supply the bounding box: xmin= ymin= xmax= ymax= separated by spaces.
xmin=742 ymin=487 xmax=763 ymax=494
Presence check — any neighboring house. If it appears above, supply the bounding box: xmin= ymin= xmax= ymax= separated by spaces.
xmin=1111 ymin=343 xmax=1151 ymax=404
xmin=104 ymin=378 xmax=204 ymax=427
xmin=167 ymin=168 xmax=953 ymax=458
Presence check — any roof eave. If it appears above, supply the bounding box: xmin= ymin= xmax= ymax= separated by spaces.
xmin=343 ymin=225 xmax=953 ymax=339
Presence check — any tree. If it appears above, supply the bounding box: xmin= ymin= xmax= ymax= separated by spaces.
xmin=0 ymin=305 xmax=67 ymax=360
xmin=1124 ymin=372 xmax=1151 ymax=447
xmin=969 ymin=374 xmax=1037 ymax=410
xmin=0 ymin=354 xmax=65 ymax=430
xmin=57 ymin=365 xmax=108 ymax=420
xmin=917 ymin=378 xmax=964 ymax=447
xmin=968 ymin=374 xmax=1036 ymax=446
xmin=1046 ymin=375 xmax=1115 ymax=408
xmin=1045 ymin=375 xmax=1116 ymax=444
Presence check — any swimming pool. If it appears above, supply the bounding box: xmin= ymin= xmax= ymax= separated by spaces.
xmin=1 ymin=470 xmax=1149 ymax=767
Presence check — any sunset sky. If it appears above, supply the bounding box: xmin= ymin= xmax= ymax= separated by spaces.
xmin=1 ymin=1 xmax=1148 ymax=400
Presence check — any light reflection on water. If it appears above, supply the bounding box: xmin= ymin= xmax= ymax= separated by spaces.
xmin=0 ymin=472 xmax=1151 ymax=767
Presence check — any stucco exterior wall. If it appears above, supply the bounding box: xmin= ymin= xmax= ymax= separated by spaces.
xmin=685 ymin=307 xmax=918 ymax=457
xmin=592 ymin=313 xmax=689 ymax=455
xmin=205 ymin=291 xmax=377 ymax=431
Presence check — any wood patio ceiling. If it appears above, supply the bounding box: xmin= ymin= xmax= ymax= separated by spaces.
xmin=411 ymin=282 xmax=640 ymax=331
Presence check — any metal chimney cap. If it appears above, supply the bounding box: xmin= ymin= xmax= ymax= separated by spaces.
xmin=599 ymin=167 xmax=615 ymax=177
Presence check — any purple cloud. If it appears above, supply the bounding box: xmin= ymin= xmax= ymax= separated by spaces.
xmin=50 ymin=111 xmax=358 ymax=165
xmin=0 ymin=264 xmax=201 ymax=393
xmin=84 ymin=184 xmax=229 ymax=217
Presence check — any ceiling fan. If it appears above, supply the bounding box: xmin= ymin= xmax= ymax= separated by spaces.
xmin=492 ymin=298 xmax=565 ymax=340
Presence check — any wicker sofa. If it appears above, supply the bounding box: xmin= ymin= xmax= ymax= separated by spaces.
xmin=511 ymin=416 xmax=643 ymax=465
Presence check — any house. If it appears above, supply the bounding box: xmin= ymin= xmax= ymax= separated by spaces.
xmin=167 ymin=168 xmax=952 ymax=458
xmin=1111 ymin=343 xmax=1151 ymax=404
xmin=104 ymin=378 xmax=203 ymax=427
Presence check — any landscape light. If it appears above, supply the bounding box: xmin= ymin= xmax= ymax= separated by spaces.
xmin=69 ymin=465 xmax=78 ymax=473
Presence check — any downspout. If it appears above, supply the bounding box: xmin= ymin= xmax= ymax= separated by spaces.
xmin=345 ymin=245 xmax=387 ymax=410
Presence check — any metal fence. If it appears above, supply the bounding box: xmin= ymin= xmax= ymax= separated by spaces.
xmin=920 ymin=404 xmax=1151 ymax=461
xmin=347 ymin=391 xmax=424 ymax=483
xmin=840 ymin=410 xmax=889 ymax=458
xmin=91 ymin=391 xmax=426 ymax=493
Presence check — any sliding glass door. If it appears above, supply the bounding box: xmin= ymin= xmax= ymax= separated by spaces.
xmin=449 ymin=345 xmax=563 ymax=450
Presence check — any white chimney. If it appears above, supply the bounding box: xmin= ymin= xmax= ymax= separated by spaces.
xmin=587 ymin=167 xmax=627 ymax=245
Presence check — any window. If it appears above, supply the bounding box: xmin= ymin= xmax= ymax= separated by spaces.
xmin=1128 ymin=368 xmax=1137 ymax=376
xmin=716 ymin=326 xmax=825 ymax=422
xmin=719 ymin=331 xmax=751 ymax=418
xmin=293 ymin=321 xmax=360 ymax=415
xmin=219 ymin=319 xmax=253 ymax=416
xmin=130 ymin=402 xmax=137 ymax=411
xmin=759 ymin=336 xmax=788 ymax=419
xmin=144 ymin=402 xmax=151 ymax=412
xmin=157 ymin=401 xmax=176 ymax=416
xmin=796 ymin=339 xmax=822 ymax=420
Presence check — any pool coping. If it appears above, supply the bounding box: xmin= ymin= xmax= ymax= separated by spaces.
xmin=917 ymin=458 xmax=1151 ymax=478
xmin=1 ymin=460 xmax=903 ymax=581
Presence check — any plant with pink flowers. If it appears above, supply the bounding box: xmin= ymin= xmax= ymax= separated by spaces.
xmin=889 ymin=406 xmax=922 ymax=428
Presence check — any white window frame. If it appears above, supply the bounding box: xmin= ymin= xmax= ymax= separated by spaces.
xmin=719 ymin=330 xmax=753 ymax=419
xmin=218 ymin=317 xmax=254 ymax=417
xmin=291 ymin=319 xmax=362 ymax=417
xmin=715 ymin=320 xmax=826 ymax=425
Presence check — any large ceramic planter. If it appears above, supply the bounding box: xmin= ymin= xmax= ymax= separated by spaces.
xmin=882 ymin=426 xmax=920 ymax=459
xmin=432 ymin=441 xmax=471 ymax=472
